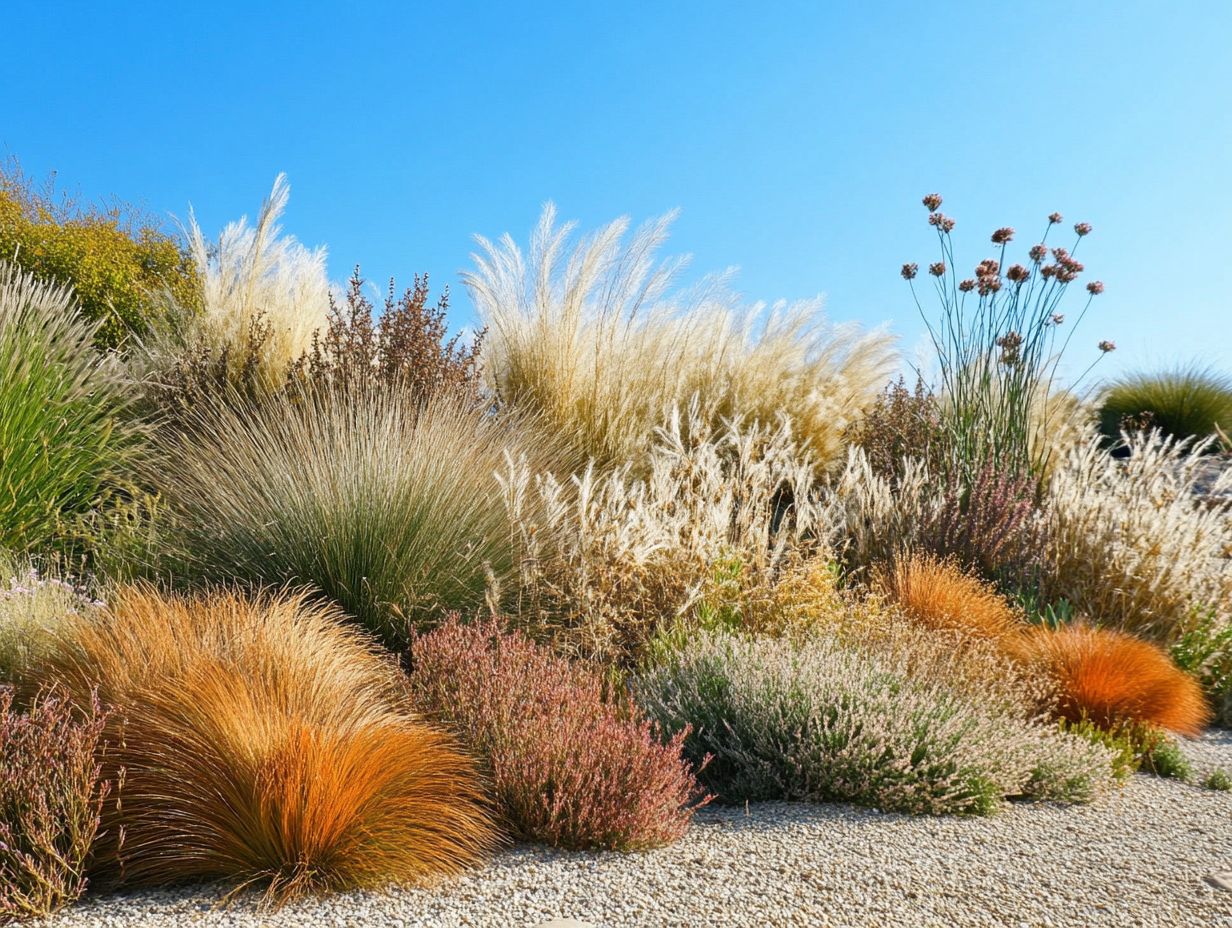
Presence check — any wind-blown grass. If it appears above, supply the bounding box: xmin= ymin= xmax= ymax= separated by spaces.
xmin=465 ymin=204 xmax=896 ymax=470
xmin=1098 ymin=364 xmax=1232 ymax=449
xmin=152 ymin=386 xmax=557 ymax=646
xmin=0 ymin=262 xmax=139 ymax=555
xmin=33 ymin=587 xmax=494 ymax=902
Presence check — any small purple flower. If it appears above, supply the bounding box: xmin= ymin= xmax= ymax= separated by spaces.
xmin=1029 ymin=244 xmax=1048 ymax=263
xmin=1098 ymin=340 xmax=1116 ymax=353
xmin=901 ymin=263 xmax=919 ymax=280
xmin=991 ymin=227 xmax=1015 ymax=245
xmin=928 ymin=212 xmax=956 ymax=233
xmin=1048 ymin=212 xmax=1063 ymax=224
xmin=1074 ymin=222 xmax=1093 ymax=236
xmin=1006 ymin=263 xmax=1030 ymax=283
xmin=958 ymin=279 xmax=976 ymax=292
xmin=929 ymin=261 xmax=946 ymax=277
xmin=1086 ymin=280 xmax=1105 ymax=295
xmin=922 ymin=193 xmax=943 ymax=211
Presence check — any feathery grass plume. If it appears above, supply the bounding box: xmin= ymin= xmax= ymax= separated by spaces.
xmin=1041 ymin=428 xmax=1232 ymax=642
xmin=465 ymin=204 xmax=896 ymax=471
xmin=151 ymin=385 xmax=556 ymax=647
xmin=875 ymin=553 xmax=1026 ymax=645
xmin=410 ymin=616 xmax=707 ymax=851
xmin=182 ymin=174 xmax=330 ymax=389
xmin=0 ymin=262 xmax=140 ymax=556
xmin=0 ymin=687 xmax=109 ymax=923
xmin=34 ymin=586 xmax=494 ymax=901
xmin=1098 ymin=364 xmax=1232 ymax=449
xmin=1017 ymin=624 xmax=1210 ymax=736
xmin=637 ymin=629 xmax=1115 ymax=814
xmin=499 ymin=402 xmax=844 ymax=666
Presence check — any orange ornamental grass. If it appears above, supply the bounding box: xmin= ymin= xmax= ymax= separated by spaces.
xmin=36 ymin=586 xmax=495 ymax=902
xmin=1020 ymin=624 xmax=1210 ymax=736
xmin=875 ymin=552 xmax=1026 ymax=645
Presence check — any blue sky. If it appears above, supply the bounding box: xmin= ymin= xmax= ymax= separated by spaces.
xmin=3 ymin=1 xmax=1229 ymax=381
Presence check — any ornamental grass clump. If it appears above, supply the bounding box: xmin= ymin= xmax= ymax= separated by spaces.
xmin=0 ymin=688 xmax=109 ymax=923
xmin=1041 ymin=428 xmax=1232 ymax=642
xmin=638 ymin=630 xmax=1114 ymax=814
xmin=1017 ymin=624 xmax=1210 ymax=737
xmin=1098 ymin=364 xmax=1232 ymax=449
xmin=152 ymin=386 xmax=556 ymax=647
xmin=466 ymin=204 xmax=895 ymax=471
xmin=0 ymin=263 xmax=139 ymax=555
xmin=409 ymin=617 xmax=708 ymax=851
xmin=0 ymin=554 xmax=103 ymax=683
xmin=34 ymin=587 xmax=494 ymax=902
xmin=875 ymin=553 xmax=1026 ymax=646
xmin=902 ymin=194 xmax=1111 ymax=480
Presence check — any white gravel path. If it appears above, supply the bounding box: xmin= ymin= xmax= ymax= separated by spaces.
xmin=37 ymin=734 xmax=1232 ymax=928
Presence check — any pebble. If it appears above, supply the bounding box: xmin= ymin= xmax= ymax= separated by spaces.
xmin=32 ymin=732 xmax=1232 ymax=928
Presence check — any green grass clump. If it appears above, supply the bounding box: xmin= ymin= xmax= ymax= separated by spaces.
xmin=0 ymin=262 xmax=140 ymax=556
xmin=1203 ymin=769 xmax=1232 ymax=791
xmin=151 ymin=385 xmax=557 ymax=648
xmin=1098 ymin=364 xmax=1232 ymax=449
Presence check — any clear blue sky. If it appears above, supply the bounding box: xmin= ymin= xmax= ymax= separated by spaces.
xmin=3 ymin=0 xmax=1229 ymax=381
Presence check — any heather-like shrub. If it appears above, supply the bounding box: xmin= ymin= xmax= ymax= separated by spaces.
xmin=0 ymin=163 xmax=199 ymax=347
xmin=295 ymin=269 xmax=484 ymax=405
xmin=1099 ymin=365 xmax=1232 ymax=449
xmin=0 ymin=688 xmax=109 ymax=923
xmin=179 ymin=174 xmax=330 ymax=390
xmin=34 ymin=587 xmax=494 ymax=902
xmin=638 ymin=630 xmax=1115 ymax=814
xmin=500 ymin=404 xmax=842 ymax=665
xmin=1017 ymin=625 xmax=1210 ymax=736
xmin=901 ymin=194 xmax=1112 ymax=479
xmin=0 ymin=263 xmax=140 ymax=555
xmin=409 ymin=617 xmax=706 ymax=851
xmin=152 ymin=386 xmax=556 ymax=647
xmin=1041 ymin=429 xmax=1232 ymax=642
xmin=0 ymin=554 xmax=102 ymax=683
xmin=875 ymin=553 xmax=1025 ymax=645
xmin=465 ymin=204 xmax=895 ymax=471
xmin=844 ymin=376 xmax=944 ymax=485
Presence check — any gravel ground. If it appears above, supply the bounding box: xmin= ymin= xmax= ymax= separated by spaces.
xmin=38 ymin=733 xmax=1232 ymax=928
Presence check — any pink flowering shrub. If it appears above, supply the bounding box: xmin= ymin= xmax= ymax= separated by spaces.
xmin=0 ymin=687 xmax=109 ymax=922
xmin=409 ymin=617 xmax=709 ymax=851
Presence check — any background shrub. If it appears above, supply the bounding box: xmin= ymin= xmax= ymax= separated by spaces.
xmin=0 ymin=688 xmax=109 ymax=923
xmin=1018 ymin=624 xmax=1209 ymax=736
xmin=465 ymin=204 xmax=895 ymax=471
xmin=0 ymin=164 xmax=200 ymax=348
xmin=1098 ymin=365 xmax=1232 ymax=449
xmin=152 ymin=387 xmax=555 ymax=647
xmin=410 ymin=617 xmax=707 ymax=851
xmin=34 ymin=587 xmax=493 ymax=901
xmin=0 ymin=263 xmax=140 ymax=556
xmin=637 ymin=630 xmax=1114 ymax=815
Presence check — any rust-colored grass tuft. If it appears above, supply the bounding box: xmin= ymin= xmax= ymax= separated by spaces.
xmin=1020 ymin=624 xmax=1210 ymax=736
xmin=875 ymin=552 xmax=1025 ymax=644
xmin=35 ymin=585 xmax=495 ymax=902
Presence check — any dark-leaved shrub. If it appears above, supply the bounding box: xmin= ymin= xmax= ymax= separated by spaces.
xmin=409 ymin=617 xmax=708 ymax=851
xmin=0 ymin=688 xmax=109 ymax=923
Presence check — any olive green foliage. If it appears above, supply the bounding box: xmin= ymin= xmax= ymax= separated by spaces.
xmin=1203 ymin=769 xmax=1232 ymax=791
xmin=1098 ymin=365 xmax=1232 ymax=449
xmin=0 ymin=263 xmax=140 ymax=555
xmin=1171 ymin=612 xmax=1232 ymax=727
xmin=0 ymin=164 xmax=199 ymax=347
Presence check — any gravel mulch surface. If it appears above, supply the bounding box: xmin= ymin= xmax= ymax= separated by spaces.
xmin=37 ymin=733 xmax=1232 ymax=928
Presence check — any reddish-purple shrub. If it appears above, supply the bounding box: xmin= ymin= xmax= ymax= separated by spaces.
xmin=0 ymin=687 xmax=109 ymax=922
xmin=409 ymin=617 xmax=709 ymax=851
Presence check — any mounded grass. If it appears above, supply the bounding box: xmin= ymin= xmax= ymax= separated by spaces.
xmin=1018 ymin=624 xmax=1210 ymax=736
xmin=410 ymin=616 xmax=707 ymax=851
xmin=33 ymin=586 xmax=494 ymax=901
xmin=0 ymin=262 xmax=139 ymax=555
xmin=875 ymin=552 xmax=1026 ymax=645
xmin=1098 ymin=364 xmax=1232 ymax=448
xmin=151 ymin=385 xmax=559 ymax=647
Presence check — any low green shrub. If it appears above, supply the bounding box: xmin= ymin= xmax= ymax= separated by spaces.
xmin=1203 ymin=769 xmax=1232 ymax=791
xmin=1098 ymin=364 xmax=1232 ymax=448
xmin=1171 ymin=611 xmax=1232 ymax=727
xmin=636 ymin=630 xmax=1115 ymax=815
xmin=0 ymin=164 xmax=198 ymax=347
xmin=0 ymin=263 xmax=141 ymax=556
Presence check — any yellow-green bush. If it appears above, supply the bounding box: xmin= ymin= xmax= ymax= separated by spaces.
xmin=0 ymin=165 xmax=199 ymax=347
